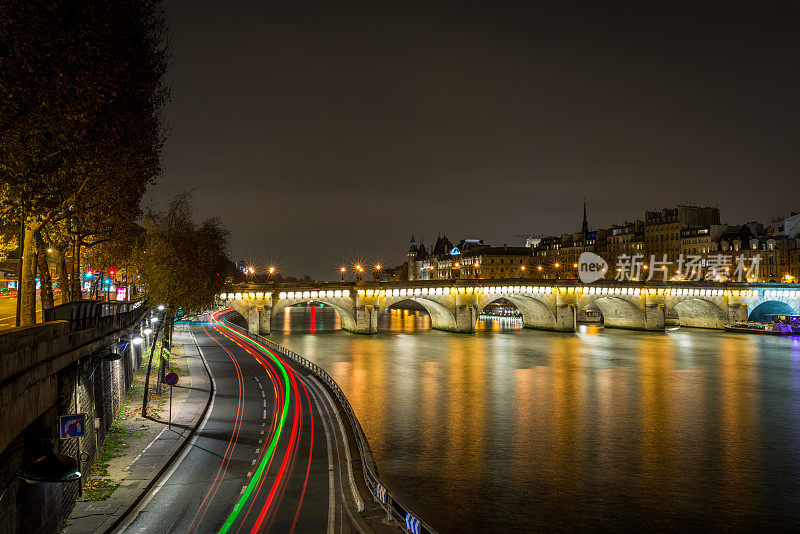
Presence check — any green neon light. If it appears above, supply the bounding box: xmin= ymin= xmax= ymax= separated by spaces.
xmin=218 ymin=322 xmax=291 ymax=533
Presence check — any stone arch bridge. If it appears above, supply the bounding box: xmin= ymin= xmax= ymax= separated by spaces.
xmin=219 ymin=281 xmax=800 ymax=335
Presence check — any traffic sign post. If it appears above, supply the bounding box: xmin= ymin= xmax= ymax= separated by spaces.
xmin=59 ymin=414 xmax=86 ymax=439
xmin=165 ymin=372 xmax=179 ymax=429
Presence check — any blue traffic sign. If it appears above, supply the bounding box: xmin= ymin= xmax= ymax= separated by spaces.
xmin=165 ymin=372 xmax=179 ymax=386
xmin=59 ymin=414 xmax=86 ymax=439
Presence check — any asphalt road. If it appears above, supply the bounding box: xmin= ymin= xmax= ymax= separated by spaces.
xmin=120 ymin=312 xmax=361 ymax=533
xmin=0 ymin=294 xmax=42 ymax=331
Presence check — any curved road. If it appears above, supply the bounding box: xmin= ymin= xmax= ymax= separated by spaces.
xmin=120 ymin=311 xmax=362 ymax=533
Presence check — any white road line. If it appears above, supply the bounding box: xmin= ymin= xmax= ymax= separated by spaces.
xmin=125 ymin=426 xmax=169 ymax=471
xmin=262 ymin=409 xmax=267 ymax=419
xmin=308 ymin=375 xmax=364 ymax=512
xmin=306 ymin=381 xmax=336 ymax=534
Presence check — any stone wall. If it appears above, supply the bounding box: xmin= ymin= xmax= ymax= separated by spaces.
xmin=0 ymin=309 xmax=146 ymax=534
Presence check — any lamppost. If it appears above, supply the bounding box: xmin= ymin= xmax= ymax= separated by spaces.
xmin=554 ymin=262 xmax=560 ymax=280
xmin=355 ymin=264 xmax=364 ymax=281
xmin=520 ymin=265 xmax=526 ymax=279
xmin=268 ymin=266 xmax=275 ymax=281
xmin=340 ymin=266 xmax=346 ymax=282
xmin=374 ymin=264 xmax=382 ymax=280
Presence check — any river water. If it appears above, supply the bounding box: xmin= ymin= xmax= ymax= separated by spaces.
xmin=267 ymin=306 xmax=800 ymax=532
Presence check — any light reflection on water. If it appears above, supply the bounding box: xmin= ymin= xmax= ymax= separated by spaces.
xmin=269 ymin=306 xmax=800 ymax=532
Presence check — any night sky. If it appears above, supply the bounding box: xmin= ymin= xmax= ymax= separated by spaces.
xmin=149 ymin=1 xmax=800 ymax=280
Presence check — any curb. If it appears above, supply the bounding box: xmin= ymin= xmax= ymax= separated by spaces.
xmin=99 ymin=328 xmax=215 ymax=533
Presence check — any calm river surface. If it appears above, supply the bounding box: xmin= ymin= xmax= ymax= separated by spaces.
xmin=266 ymin=306 xmax=800 ymax=532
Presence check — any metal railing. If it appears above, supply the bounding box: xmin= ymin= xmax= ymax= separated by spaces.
xmin=43 ymin=297 xmax=147 ymax=331
xmin=221 ymin=312 xmax=437 ymax=534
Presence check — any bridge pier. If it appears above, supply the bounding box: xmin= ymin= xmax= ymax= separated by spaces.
xmin=644 ymin=292 xmax=666 ymax=331
xmin=727 ymin=302 xmax=748 ymax=323
xmin=258 ymin=305 xmax=271 ymax=335
xmin=553 ymin=291 xmax=577 ymax=332
xmin=351 ymin=304 xmax=379 ymax=334
xmin=452 ymin=304 xmax=478 ymax=333
xmin=246 ymin=305 xmax=260 ymax=335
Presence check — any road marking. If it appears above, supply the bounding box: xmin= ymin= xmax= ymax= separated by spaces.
xmin=262 ymin=409 xmax=267 ymax=419
xmin=306 ymin=382 xmax=336 ymax=534
xmin=255 ymin=448 xmax=260 ymax=454
xmin=251 ymin=459 xmax=257 ymax=466
xmin=308 ymin=375 xmax=364 ymax=512
xmin=262 ymin=399 xmax=267 ymax=408
xmin=125 ymin=426 xmax=169 ymax=471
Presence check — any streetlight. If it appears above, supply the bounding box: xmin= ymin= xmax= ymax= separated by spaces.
xmin=268 ymin=266 xmax=275 ymax=280
xmin=355 ymin=264 xmax=363 ymax=280
xmin=340 ymin=266 xmax=346 ymax=282
xmin=374 ymin=264 xmax=382 ymax=280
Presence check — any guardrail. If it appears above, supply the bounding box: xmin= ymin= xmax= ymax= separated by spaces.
xmin=221 ymin=312 xmax=437 ymax=534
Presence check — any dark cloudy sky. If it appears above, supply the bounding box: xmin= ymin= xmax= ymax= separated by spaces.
xmin=148 ymin=1 xmax=800 ymax=280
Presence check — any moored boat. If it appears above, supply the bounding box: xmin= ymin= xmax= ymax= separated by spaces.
xmin=724 ymin=315 xmax=800 ymax=335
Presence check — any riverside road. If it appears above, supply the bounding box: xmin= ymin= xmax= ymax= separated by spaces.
xmin=120 ymin=312 xmax=360 ymax=533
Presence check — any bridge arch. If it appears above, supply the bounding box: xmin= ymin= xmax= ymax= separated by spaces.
xmin=380 ymin=296 xmax=461 ymax=331
xmin=476 ymin=294 xmax=557 ymax=330
xmin=272 ymin=298 xmax=357 ymax=332
xmin=669 ymin=298 xmax=728 ymax=329
xmin=580 ymin=296 xmax=647 ymax=330
xmin=748 ymin=300 xmax=797 ymax=322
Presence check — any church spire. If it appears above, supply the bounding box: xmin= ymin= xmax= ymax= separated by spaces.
xmin=581 ymin=199 xmax=589 ymax=236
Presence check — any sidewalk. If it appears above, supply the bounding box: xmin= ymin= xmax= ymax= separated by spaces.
xmin=65 ymin=326 xmax=211 ymax=534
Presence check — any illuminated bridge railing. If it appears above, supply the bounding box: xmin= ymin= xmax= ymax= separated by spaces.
xmin=221 ymin=311 xmax=437 ymax=534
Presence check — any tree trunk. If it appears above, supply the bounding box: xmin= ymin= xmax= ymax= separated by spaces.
xmin=71 ymin=233 xmax=82 ymax=300
xmin=19 ymin=224 xmax=37 ymax=326
xmin=57 ymin=250 xmax=70 ymax=304
xmin=36 ymin=235 xmax=55 ymax=310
